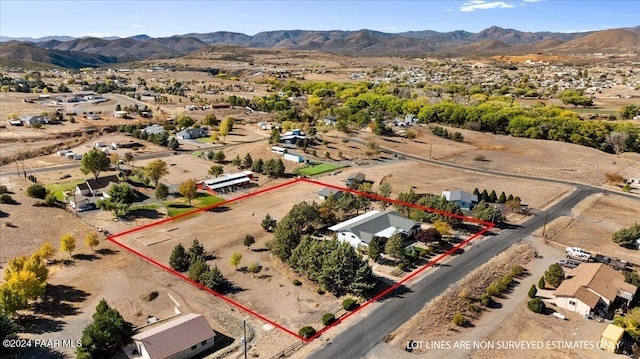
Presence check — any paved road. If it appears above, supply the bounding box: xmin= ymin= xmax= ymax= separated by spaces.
xmin=309 ymin=186 xmax=606 ymax=359
xmin=309 ymin=137 xmax=640 ymax=359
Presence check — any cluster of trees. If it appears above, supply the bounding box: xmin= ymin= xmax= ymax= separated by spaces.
xmin=77 ymin=300 xmax=133 ymax=359
xmin=0 ymin=242 xmax=53 ymax=317
xmin=431 ymin=125 xmax=463 ymax=142
xmin=394 ymin=188 xmax=464 ymax=228
xmin=471 ymin=202 xmax=503 ymax=224
xmin=472 ymin=188 xmax=519 ymax=204
xmin=85 ymin=81 xmax=136 ymax=94
xmin=265 ymin=79 xmax=640 ymax=154
xmin=207 ymin=150 xmax=285 ymax=178
xmin=267 ymin=202 xmax=376 ymax=297
xmin=117 ymin=123 xmax=179 ymax=150
xmin=612 ymin=223 xmax=640 ymax=248
xmin=558 ymin=90 xmax=593 ymax=108
xmin=619 ymin=104 xmax=640 ymax=120
xmin=169 ymin=240 xmax=227 ymax=292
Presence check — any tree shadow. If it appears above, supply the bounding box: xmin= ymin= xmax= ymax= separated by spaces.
xmin=207 ymin=206 xmax=231 ymax=213
xmin=18 ymin=346 xmax=67 ymax=359
xmin=251 ymin=248 xmax=268 ymax=253
xmin=18 ymin=315 xmax=65 ymax=334
xmin=129 ymin=209 xmax=164 ymax=219
xmin=96 ymin=248 xmax=119 ymax=256
xmin=72 ymin=253 xmax=99 ymax=261
xmin=33 ymin=285 xmax=89 ymax=318
xmin=0 ymin=210 xmax=8 ymax=218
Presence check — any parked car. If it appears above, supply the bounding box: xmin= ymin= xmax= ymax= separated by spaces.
xmin=558 ymin=259 xmax=581 ymax=268
xmin=77 ymin=203 xmax=97 ymax=212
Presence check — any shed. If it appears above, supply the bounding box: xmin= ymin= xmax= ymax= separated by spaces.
xmin=599 ymin=324 xmax=624 ymax=353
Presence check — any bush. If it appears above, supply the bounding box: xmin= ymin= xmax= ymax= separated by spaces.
xmin=298 ymin=326 xmax=316 ymax=339
xmin=510 ymin=265 xmax=525 ymax=277
xmin=527 ymin=298 xmax=546 ymax=313
xmin=473 ymin=154 xmax=486 ymax=161
xmin=528 ymin=284 xmax=537 ymax=298
xmin=322 ymin=313 xmax=336 ymax=326
xmin=317 ymin=288 xmax=325 ymax=295
xmin=43 ymin=193 xmax=58 ymax=206
xmin=453 ymin=313 xmax=467 ymax=326
xmin=480 ymin=293 xmax=492 ymax=306
xmin=486 ymin=282 xmax=500 ymax=297
xmin=538 ymin=276 xmax=545 ymax=289
xmin=26 ymin=184 xmax=47 ymax=199
xmin=247 ymin=261 xmax=261 ymax=273
xmin=342 ymin=298 xmax=357 ymax=311
xmin=0 ymin=185 xmax=8 ymax=193
xmin=292 ymin=279 xmax=302 ymax=286
xmin=0 ymin=193 xmax=12 ymax=204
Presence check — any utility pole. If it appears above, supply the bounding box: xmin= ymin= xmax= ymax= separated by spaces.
xmin=541 ymin=211 xmax=549 ymax=238
xmin=242 ymin=320 xmax=248 ymax=359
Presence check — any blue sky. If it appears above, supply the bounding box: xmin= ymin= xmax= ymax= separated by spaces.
xmin=1 ymin=0 xmax=638 ymax=38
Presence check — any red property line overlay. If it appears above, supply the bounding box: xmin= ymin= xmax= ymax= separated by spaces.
xmin=107 ymin=177 xmax=493 ymax=343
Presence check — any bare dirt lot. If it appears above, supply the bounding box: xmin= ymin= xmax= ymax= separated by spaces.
xmin=541 ymin=193 xmax=640 ymax=264
xmin=357 ymin=125 xmax=640 ymax=189
xmin=113 ymin=180 xmax=343 ymax=334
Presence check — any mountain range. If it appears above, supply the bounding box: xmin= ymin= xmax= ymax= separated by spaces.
xmin=1 ymin=26 xmax=639 ymax=68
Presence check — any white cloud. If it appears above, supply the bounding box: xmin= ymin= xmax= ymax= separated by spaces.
xmin=131 ymin=24 xmax=143 ymax=27
xmin=522 ymin=0 xmax=544 ymax=2
xmin=383 ymin=26 xmax=398 ymax=30
xmin=460 ymin=1 xmax=516 ymax=12
xmin=446 ymin=8 xmax=454 ymax=12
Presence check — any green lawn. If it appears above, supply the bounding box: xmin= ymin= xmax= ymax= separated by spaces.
xmin=195 ymin=137 xmax=215 ymax=143
xmin=129 ymin=203 xmax=160 ymax=211
xmin=164 ymin=192 xmax=224 ymax=217
xmin=45 ymin=179 xmax=86 ymax=200
xmin=295 ymin=163 xmax=341 ymax=176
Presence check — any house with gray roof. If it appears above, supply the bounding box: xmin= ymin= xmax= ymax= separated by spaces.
xmin=176 ymin=127 xmax=207 ymax=140
xmin=328 ymin=210 xmax=420 ymax=248
xmin=142 ymin=124 xmax=165 ymax=135
xmin=442 ymin=190 xmax=478 ymax=210
xmin=318 ymin=187 xmax=343 ymax=200
xmin=131 ymin=313 xmax=215 ymax=359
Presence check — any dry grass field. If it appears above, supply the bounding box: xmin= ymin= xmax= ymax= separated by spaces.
xmin=540 ymin=193 xmax=640 ymax=264
xmin=358 ymin=125 xmax=640 ymax=188
xmin=113 ymin=180 xmax=342 ymax=333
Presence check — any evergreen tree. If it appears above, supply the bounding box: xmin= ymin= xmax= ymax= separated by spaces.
xmin=348 ymin=260 xmax=376 ymax=297
xmin=77 ymin=299 xmax=133 ymax=359
xmin=243 ymin=235 xmax=255 ymax=249
xmin=489 ymin=190 xmax=498 ymax=203
xmin=169 ymin=243 xmax=190 ymax=272
xmin=385 ymin=234 xmax=406 ymax=262
xmin=261 ymin=213 xmax=273 ymax=231
xmin=507 ymin=194 xmax=514 ymax=201
xmin=544 ymin=263 xmax=565 ymax=287
xmin=155 ymin=182 xmax=169 ymax=201
xmin=242 ymin=153 xmax=253 ymax=169
xmin=473 ymin=187 xmax=480 ymax=196
xmin=269 ymin=216 xmax=301 ymax=262
xmin=200 ymin=266 xmax=226 ymax=292
xmin=368 ymin=236 xmax=382 ymax=262
xmin=498 ymin=191 xmax=507 ymax=203
xmin=481 ymin=189 xmax=490 ymax=202
xmin=188 ymin=239 xmax=205 ymax=264
xmin=188 ymin=258 xmax=210 ymax=283
xmin=0 ymin=310 xmax=18 ymax=342
xmin=232 ymin=155 xmax=242 ymax=168
xmin=251 ymin=158 xmax=264 ymax=173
